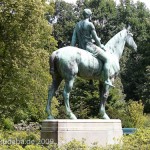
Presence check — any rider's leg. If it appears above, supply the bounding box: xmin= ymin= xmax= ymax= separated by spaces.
xmin=86 ymin=43 xmax=114 ymax=87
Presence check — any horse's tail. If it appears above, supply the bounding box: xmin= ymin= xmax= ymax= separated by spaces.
xmin=49 ymin=51 xmax=57 ymax=75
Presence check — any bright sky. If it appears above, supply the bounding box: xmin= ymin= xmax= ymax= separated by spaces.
xmin=64 ymin=0 xmax=150 ymax=10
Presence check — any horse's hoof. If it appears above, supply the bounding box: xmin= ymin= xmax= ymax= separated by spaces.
xmin=67 ymin=113 xmax=77 ymax=119
xmin=103 ymin=113 xmax=110 ymax=119
xmin=99 ymin=111 xmax=110 ymax=119
xmin=70 ymin=115 xmax=77 ymax=119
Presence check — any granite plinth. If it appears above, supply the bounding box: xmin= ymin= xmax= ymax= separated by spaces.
xmin=41 ymin=119 xmax=123 ymax=147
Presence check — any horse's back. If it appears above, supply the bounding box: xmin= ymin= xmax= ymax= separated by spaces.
xmin=55 ymin=46 xmax=103 ymax=79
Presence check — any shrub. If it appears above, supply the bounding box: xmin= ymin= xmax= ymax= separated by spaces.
xmin=13 ymin=110 xmax=28 ymax=124
xmin=0 ymin=127 xmax=150 ymax=150
xmin=24 ymin=132 xmax=40 ymax=146
xmin=2 ymin=118 xmax=14 ymax=130
xmin=46 ymin=143 xmax=59 ymax=150
xmin=0 ymin=145 xmax=9 ymax=150
xmin=9 ymin=145 xmax=24 ymax=150
xmin=122 ymin=127 xmax=150 ymax=149
xmin=25 ymin=145 xmax=47 ymax=150
xmin=126 ymin=100 xmax=147 ymax=128
xmin=62 ymin=139 xmax=88 ymax=150
xmin=2 ymin=131 xmax=28 ymax=142
xmin=0 ymin=130 xmax=40 ymax=147
xmin=144 ymin=114 xmax=150 ymax=127
xmin=107 ymin=100 xmax=147 ymax=128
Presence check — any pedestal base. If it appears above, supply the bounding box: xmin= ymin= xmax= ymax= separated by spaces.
xmin=41 ymin=119 xmax=123 ymax=147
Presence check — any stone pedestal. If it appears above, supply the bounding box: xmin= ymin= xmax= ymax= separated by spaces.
xmin=41 ymin=119 xmax=123 ymax=147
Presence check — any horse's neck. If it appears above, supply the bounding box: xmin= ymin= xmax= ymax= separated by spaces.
xmin=105 ymin=29 xmax=127 ymax=60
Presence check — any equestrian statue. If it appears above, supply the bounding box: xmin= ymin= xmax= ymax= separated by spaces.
xmin=45 ymin=9 xmax=137 ymax=119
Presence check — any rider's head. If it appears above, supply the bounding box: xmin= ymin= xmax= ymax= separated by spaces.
xmin=83 ymin=9 xmax=92 ymax=19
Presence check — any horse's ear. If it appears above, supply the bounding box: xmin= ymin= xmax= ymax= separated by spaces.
xmin=127 ymin=25 xmax=131 ymax=31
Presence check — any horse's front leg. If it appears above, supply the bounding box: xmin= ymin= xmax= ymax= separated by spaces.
xmin=63 ymin=78 xmax=77 ymax=119
xmin=99 ymin=83 xmax=110 ymax=119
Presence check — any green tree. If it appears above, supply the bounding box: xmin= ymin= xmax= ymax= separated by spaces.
xmin=52 ymin=0 xmax=79 ymax=48
xmin=0 ymin=0 xmax=57 ymax=123
xmin=117 ymin=0 xmax=150 ymax=112
xmin=137 ymin=66 xmax=150 ymax=112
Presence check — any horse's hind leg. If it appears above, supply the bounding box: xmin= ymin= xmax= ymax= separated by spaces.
xmin=63 ymin=78 xmax=77 ymax=119
xmin=99 ymin=82 xmax=110 ymax=119
xmin=46 ymin=76 xmax=62 ymax=119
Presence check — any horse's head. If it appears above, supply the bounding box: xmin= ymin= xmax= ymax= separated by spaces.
xmin=126 ymin=26 xmax=137 ymax=52
xmin=105 ymin=26 xmax=137 ymax=59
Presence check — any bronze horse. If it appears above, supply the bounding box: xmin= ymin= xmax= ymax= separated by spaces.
xmin=46 ymin=27 xmax=137 ymax=119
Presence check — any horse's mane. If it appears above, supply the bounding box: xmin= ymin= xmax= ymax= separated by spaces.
xmin=105 ymin=29 xmax=127 ymax=55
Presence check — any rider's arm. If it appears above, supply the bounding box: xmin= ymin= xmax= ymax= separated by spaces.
xmin=90 ymin=23 xmax=106 ymax=50
xmin=91 ymin=29 xmax=101 ymax=47
xmin=71 ymin=27 xmax=77 ymax=46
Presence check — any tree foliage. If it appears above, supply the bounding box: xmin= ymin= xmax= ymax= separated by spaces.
xmin=51 ymin=0 xmax=79 ymax=48
xmin=117 ymin=0 xmax=150 ymax=112
xmin=0 ymin=0 xmax=57 ymax=123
